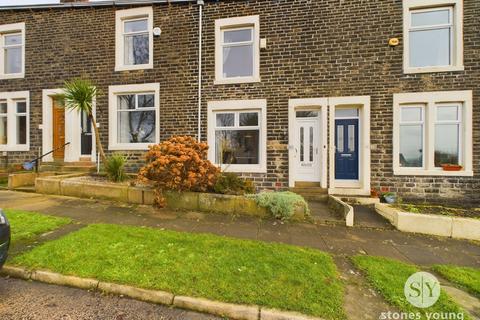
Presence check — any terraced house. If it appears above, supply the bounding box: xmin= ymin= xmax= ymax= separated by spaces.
xmin=0 ymin=0 xmax=478 ymax=202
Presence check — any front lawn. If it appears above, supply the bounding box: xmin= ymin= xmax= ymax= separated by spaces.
xmin=4 ymin=209 xmax=71 ymax=243
xmin=352 ymin=255 xmax=470 ymax=320
xmin=13 ymin=224 xmax=345 ymax=320
xmin=433 ymin=265 xmax=480 ymax=297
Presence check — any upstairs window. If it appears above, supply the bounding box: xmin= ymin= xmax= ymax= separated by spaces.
xmin=404 ymin=1 xmax=463 ymax=73
xmin=115 ymin=7 xmax=153 ymax=71
xmin=0 ymin=23 xmax=25 ymax=79
xmin=215 ymin=16 xmax=260 ymax=84
xmin=0 ymin=91 xmax=29 ymax=151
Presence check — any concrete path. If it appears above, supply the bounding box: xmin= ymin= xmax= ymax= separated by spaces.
xmin=0 ymin=276 xmax=219 ymax=320
xmin=1 ymin=190 xmax=479 ymax=267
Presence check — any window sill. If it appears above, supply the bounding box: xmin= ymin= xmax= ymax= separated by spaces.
xmin=0 ymin=73 xmax=25 ymax=80
xmin=394 ymin=169 xmax=473 ymax=177
xmin=214 ymin=77 xmax=261 ymax=85
xmin=403 ymin=66 xmax=465 ymax=74
xmin=218 ymin=164 xmax=266 ymax=174
xmin=108 ymin=143 xmax=155 ymax=151
xmin=0 ymin=145 xmax=29 ymax=152
xmin=115 ymin=64 xmax=153 ymax=72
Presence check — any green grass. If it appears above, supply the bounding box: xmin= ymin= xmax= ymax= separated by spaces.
xmin=433 ymin=265 xmax=480 ymax=297
xmin=4 ymin=209 xmax=71 ymax=243
xmin=352 ymin=255 xmax=470 ymax=320
xmin=13 ymin=224 xmax=345 ymax=320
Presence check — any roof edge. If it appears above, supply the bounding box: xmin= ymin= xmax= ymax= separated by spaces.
xmin=0 ymin=0 xmax=197 ymax=11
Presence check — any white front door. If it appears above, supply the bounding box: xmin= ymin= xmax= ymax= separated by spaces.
xmin=294 ymin=111 xmax=321 ymax=182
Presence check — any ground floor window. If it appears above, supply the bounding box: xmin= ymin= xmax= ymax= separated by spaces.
xmin=0 ymin=91 xmax=29 ymax=151
xmin=393 ymin=91 xmax=472 ymax=176
xmin=108 ymin=83 xmax=160 ymax=150
xmin=208 ymin=99 xmax=267 ymax=173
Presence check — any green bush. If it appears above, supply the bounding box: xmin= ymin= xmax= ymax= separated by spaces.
xmin=213 ymin=172 xmax=255 ymax=195
xmin=104 ymin=154 xmax=127 ymax=182
xmin=250 ymin=191 xmax=309 ymax=220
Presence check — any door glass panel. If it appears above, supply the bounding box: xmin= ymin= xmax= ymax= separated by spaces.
xmin=335 ymin=108 xmax=358 ymax=118
xmin=300 ymin=127 xmax=304 ymax=162
xmin=399 ymin=125 xmax=423 ymax=167
xmin=435 ymin=123 xmax=459 ymax=166
xmin=337 ymin=125 xmax=344 ymax=152
xmin=348 ymin=125 xmax=355 ymax=152
xmin=411 ymin=9 xmax=450 ymax=27
xmin=309 ymin=126 xmax=314 ymax=162
xmin=296 ymin=111 xmax=318 ymax=118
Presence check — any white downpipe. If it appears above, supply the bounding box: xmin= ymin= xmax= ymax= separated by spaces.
xmin=197 ymin=0 xmax=204 ymax=142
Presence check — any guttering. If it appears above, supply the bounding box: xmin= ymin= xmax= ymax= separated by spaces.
xmin=0 ymin=0 xmax=197 ymax=11
xmin=197 ymin=0 xmax=204 ymax=142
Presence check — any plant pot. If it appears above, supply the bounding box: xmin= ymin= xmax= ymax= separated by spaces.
xmin=441 ymin=164 xmax=463 ymax=171
xmin=383 ymin=195 xmax=396 ymax=204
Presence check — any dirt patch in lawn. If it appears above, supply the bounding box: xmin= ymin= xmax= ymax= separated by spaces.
xmin=394 ymin=203 xmax=480 ymax=220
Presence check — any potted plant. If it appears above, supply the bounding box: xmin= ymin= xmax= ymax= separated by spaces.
xmin=441 ymin=164 xmax=463 ymax=171
xmin=382 ymin=192 xmax=397 ymax=204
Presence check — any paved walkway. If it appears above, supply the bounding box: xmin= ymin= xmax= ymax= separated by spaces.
xmin=1 ymin=190 xmax=479 ymax=267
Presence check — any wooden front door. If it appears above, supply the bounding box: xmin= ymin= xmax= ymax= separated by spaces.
xmin=52 ymin=97 xmax=65 ymax=160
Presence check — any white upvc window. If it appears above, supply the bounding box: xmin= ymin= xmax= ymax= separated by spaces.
xmin=208 ymin=99 xmax=267 ymax=173
xmin=393 ymin=91 xmax=472 ymax=176
xmin=0 ymin=23 xmax=25 ymax=79
xmin=0 ymin=91 xmax=29 ymax=151
xmin=215 ymin=15 xmax=260 ymax=85
xmin=115 ymin=7 xmax=153 ymax=71
xmin=403 ymin=0 xmax=463 ymax=74
xmin=108 ymin=83 xmax=160 ymax=150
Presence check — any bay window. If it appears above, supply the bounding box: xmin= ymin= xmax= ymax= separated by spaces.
xmin=0 ymin=91 xmax=29 ymax=151
xmin=403 ymin=0 xmax=463 ymax=73
xmin=108 ymin=83 xmax=159 ymax=150
xmin=393 ymin=91 xmax=472 ymax=176
xmin=208 ymin=99 xmax=267 ymax=173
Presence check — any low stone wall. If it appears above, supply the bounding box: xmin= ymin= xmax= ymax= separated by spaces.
xmin=375 ymin=203 xmax=480 ymax=241
xmin=35 ymin=174 xmax=307 ymax=221
xmin=8 ymin=172 xmax=56 ymax=189
xmin=328 ymin=195 xmax=354 ymax=227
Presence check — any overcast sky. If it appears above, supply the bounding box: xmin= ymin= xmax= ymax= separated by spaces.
xmin=0 ymin=0 xmax=108 ymax=5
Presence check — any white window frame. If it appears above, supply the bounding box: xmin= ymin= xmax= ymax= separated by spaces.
xmin=108 ymin=83 xmax=160 ymax=150
xmin=115 ymin=7 xmax=153 ymax=72
xmin=398 ymin=105 xmax=426 ymax=169
xmin=215 ymin=15 xmax=260 ymax=85
xmin=0 ymin=23 xmax=25 ymax=79
xmin=207 ymin=99 xmax=267 ymax=173
xmin=393 ymin=91 xmax=472 ymax=176
xmin=0 ymin=91 xmax=29 ymax=152
xmin=403 ymin=0 xmax=463 ymax=74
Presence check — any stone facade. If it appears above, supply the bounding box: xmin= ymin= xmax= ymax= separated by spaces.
xmin=0 ymin=0 xmax=479 ymax=202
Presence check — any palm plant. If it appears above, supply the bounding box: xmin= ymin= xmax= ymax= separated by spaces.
xmin=61 ymin=78 xmax=106 ymax=162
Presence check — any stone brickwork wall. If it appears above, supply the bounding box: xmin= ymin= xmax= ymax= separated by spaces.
xmin=0 ymin=0 xmax=479 ymax=202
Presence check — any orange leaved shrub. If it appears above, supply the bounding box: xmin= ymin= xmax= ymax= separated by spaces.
xmin=138 ymin=136 xmax=220 ymax=206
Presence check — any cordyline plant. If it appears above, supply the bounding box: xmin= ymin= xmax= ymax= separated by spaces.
xmin=61 ymin=78 xmax=106 ymax=163
xmin=137 ymin=136 xmax=220 ymax=207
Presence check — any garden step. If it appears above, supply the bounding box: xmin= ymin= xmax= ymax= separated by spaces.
xmin=289 ymin=187 xmax=328 ymax=195
xmin=300 ymin=194 xmax=329 ymax=202
xmin=294 ymin=182 xmax=321 ymax=188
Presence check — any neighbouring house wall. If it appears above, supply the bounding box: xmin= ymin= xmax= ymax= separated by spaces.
xmin=0 ymin=0 xmax=479 ymax=202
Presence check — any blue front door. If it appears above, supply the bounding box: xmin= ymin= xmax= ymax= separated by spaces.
xmin=335 ymin=119 xmax=359 ymax=180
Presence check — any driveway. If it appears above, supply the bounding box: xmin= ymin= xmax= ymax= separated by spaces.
xmin=0 ymin=276 xmax=219 ymax=320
